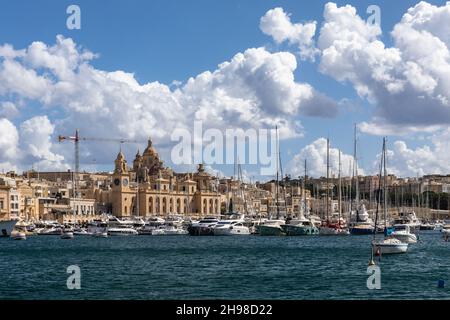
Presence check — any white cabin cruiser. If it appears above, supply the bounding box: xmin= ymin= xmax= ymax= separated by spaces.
xmin=188 ymin=217 xmax=220 ymax=236
xmin=393 ymin=211 xmax=421 ymax=232
xmin=372 ymin=238 xmax=408 ymax=255
xmin=391 ymin=224 xmax=417 ymax=244
xmin=213 ymin=221 xmax=250 ymax=236
xmin=108 ymin=227 xmax=138 ymax=236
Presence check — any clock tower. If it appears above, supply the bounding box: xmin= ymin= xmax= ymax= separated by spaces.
xmin=112 ymin=150 xmax=132 ymax=216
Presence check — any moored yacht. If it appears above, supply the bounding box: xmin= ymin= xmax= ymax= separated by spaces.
xmin=255 ymin=219 xmax=286 ymax=236
xmin=0 ymin=219 xmax=19 ymax=237
xmin=390 ymin=224 xmax=417 ymax=244
xmin=371 ymin=138 xmax=409 ymax=255
xmin=372 ymin=238 xmax=408 ymax=255
xmin=187 ymin=217 xmax=219 ymax=236
xmin=393 ymin=211 xmax=421 ymax=232
xmin=281 ymin=216 xmax=319 ymax=236
xmin=349 ymin=204 xmax=375 ymax=235
xmin=213 ymin=221 xmax=250 ymax=236
xmin=320 ymin=222 xmax=350 ymax=236
xmin=108 ymin=227 xmax=138 ymax=236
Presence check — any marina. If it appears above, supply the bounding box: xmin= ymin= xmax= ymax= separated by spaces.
xmin=1 ymin=230 xmax=449 ymax=300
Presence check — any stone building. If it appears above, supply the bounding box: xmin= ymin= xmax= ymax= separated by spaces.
xmin=111 ymin=138 xmax=221 ymax=218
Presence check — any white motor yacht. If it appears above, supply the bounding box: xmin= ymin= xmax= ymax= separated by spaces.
xmin=390 ymin=224 xmax=417 ymax=244
xmin=213 ymin=221 xmax=250 ymax=236
xmin=108 ymin=227 xmax=138 ymax=236
xmin=37 ymin=227 xmax=63 ymax=235
xmin=372 ymin=238 xmax=408 ymax=255
xmin=393 ymin=211 xmax=421 ymax=232
xmin=188 ymin=217 xmax=219 ymax=236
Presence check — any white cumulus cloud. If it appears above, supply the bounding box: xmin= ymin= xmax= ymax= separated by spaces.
xmin=287 ymin=137 xmax=361 ymax=178
xmin=260 ymin=7 xmax=319 ymax=61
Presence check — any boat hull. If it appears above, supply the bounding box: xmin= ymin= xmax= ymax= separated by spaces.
xmin=281 ymin=224 xmax=318 ymax=236
xmin=350 ymin=226 xmax=374 ymax=235
xmin=61 ymin=232 xmax=74 ymax=239
xmin=188 ymin=226 xmax=215 ymax=236
xmin=0 ymin=220 xmax=18 ymax=237
xmin=391 ymin=233 xmax=417 ymax=244
xmin=213 ymin=227 xmax=250 ymax=236
xmin=319 ymin=227 xmax=350 ymax=236
xmin=10 ymin=231 xmax=26 ymax=240
xmin=256 ymin=225 xmax=285 ymax=236
xmin=372 ymin=242 xmax=408 ymax=254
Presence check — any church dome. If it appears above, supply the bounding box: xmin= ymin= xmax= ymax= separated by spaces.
xmin=143 ymin=138 xmax=158 ymax=156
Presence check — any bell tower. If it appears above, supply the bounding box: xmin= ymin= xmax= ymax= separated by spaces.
xmin=112 ymin=150 xmax=131 ymax=217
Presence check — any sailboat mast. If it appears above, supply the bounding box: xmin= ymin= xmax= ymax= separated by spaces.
xmin=304 ymin=159 xmax=307 ymax=217
xmin=338 ymin=150 xmax=342 ymax=225
xmin=275 ymin=126 xmax=280 ymax=219
xmin=326 ymin=138 xmax=330 ymax=223
xmin=383 ymin=137 xmax=388 ymax=225
xmin=353 ymin=124 xmax=360 ymax=221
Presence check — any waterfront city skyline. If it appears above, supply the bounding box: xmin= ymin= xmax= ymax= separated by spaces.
xmin=1 ymin=0 xmax=450 ymax=181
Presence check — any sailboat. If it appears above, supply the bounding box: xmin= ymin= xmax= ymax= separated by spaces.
xmin=372 ymin=138 xmax=408 ymax=255
xmin=320 ymin=139 xmax=349 ymax=235
xmin=281 ymin=159 xmax=319 ymax=236
xmin=256 ymin=126 xmax=286 ymax=236
xmin=349 ymin=125 xmax=375 ymax=235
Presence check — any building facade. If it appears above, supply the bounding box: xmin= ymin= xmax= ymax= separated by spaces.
xmin=111 ymin=139 xmax=221 ymax=218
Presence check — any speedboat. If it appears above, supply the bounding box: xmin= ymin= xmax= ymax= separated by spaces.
xmin=282 ymin=217 xmax=319 ymax=236
xmin=390 ymin=224 xmax=417 ymax=244
xmin=10 ymin=230 xmax=26 ymax=240
xmin=108 ymin=227 xmax=138 ymax=236
xmin=319 ymin=215 xmax=350 ymax=236
xmin=188 ymin=217 xmax=219 ymax=236
xmin=255 ymin=219 xmax=286 ymax=236
xmin=372 ymin=237 xmax=408 ymax=255
xmin=87 ymin=221 xmax=108 ymax=234
xmin=37 ymin=227 xmax=63 ymax=235
xmin=0 ymin=219 xmax=19 ymax=237
xmin=393 ymin=211 xmax=421 ymax=232
xmin=138 ymin=217 xmax=166 ymax=235
xmin=73 ymin=228 xmax=91 ymax=236
xmin=213 ymin=221 xmax=250 ymax=236
xmin=319 ymin=223 xmax=350 ymax=236
xmin=161 ymin=226 xmax=188 ymax=235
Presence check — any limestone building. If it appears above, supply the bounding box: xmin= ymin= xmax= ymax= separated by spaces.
xmin=111 ymin=139 xmax=221 ymax=218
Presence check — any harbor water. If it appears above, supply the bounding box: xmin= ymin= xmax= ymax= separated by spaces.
xmin=1 ymin=232 xmax=449 ymax=300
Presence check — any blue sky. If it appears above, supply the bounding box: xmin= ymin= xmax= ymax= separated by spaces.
xmin=0 ymin=0 xmax=449 ymax=179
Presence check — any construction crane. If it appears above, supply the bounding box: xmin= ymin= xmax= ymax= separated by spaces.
xmin=58 ymin=129 xmax=143 ymax=198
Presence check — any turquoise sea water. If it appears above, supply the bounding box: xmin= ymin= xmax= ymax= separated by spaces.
xmin=1 ymin=232 xmax=449 ymax=300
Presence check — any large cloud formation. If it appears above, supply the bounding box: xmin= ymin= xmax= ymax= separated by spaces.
xmin=260 ymin=7 xmax=319 ymax=61
xmin=287 ymin=137 xmax=361 ymax=178
xmin=318 ymin=1 xmax=450 ymax=132
xmin=0 ymin=35 xmax=337 ymax=172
